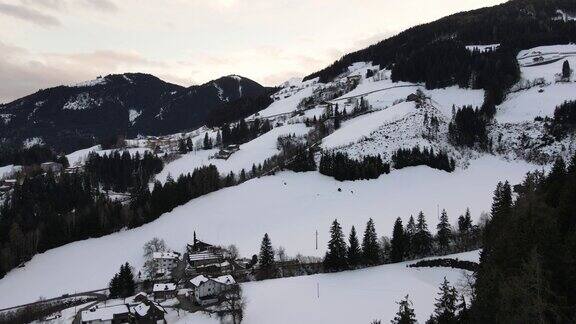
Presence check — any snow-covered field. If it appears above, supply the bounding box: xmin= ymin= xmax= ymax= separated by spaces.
xmin=497 ymin=44 xmax=576 ymax=123
xmin=164 ymin=250 xmax=480 ymax=324
xmin=0 ymin=155 xmax=538 ymax=308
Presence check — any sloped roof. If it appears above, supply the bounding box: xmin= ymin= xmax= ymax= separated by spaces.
xmin=190 ymin=275 xmax=210 ymax=287
xmin=152 ymin=283 xmax=176 ymax=292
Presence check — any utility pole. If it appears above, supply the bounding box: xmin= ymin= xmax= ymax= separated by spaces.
xmin=317 ymin=282 xmax=320 ymax=299
xmin=315 ymin=230 xmax=318 ymax=250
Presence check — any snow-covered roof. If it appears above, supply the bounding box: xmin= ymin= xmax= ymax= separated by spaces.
xmin=188 ymin=251 xmax=220 ymax=262
xmin=81 ymin=305 xmax=129 ymax=322
xmin=152 ymin=283 xmax=176 ymax=292
xmin=131 ymin=303 xmax=150 ymax=317
xmin=190 ymin=275 xmax=210 ymax=287
xmin=213 ymin=275 xmax=236 ymax=285
xmin=152 ymin=251 xmax=179 ymax=260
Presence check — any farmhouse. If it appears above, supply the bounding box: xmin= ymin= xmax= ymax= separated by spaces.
xmin=189 ymin=274 xmax=237 ymax=305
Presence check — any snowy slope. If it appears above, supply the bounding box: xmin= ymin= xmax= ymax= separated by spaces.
xmin=155 ymin=124 xmax=310 ymax=183
xmin=322 ymin=102 xmax=417 ymax=149
xmin=0 ymin=156 xmax=538 ymax=308
xmin=46 ymin=250 xmax=480 ymax=324
xmin=497 ymin=44 xmax=576 ymax=123
xmin=234 ymin=250 xmax=480 ymax=324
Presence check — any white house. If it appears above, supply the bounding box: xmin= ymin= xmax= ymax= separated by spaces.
xmin=152 ymin=251 xmax=180 ymax=277
xmin=189 ymin=274 xmax=237 ymax=305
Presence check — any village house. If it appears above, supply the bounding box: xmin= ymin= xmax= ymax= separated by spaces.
xmin=152 ymin=251 xmax=180 ymax=278
xmin=152 ymin=283 xmax=177 ymax=301
xmin=216 ymin=144 xmax=240 ymax=160
xmin=80 ymin=304 xmax=132 ymax=324
xmin=189 ymin=274 xmax=237 ymax=305
xmin=130 ymin=294 xmax=167 ymax=324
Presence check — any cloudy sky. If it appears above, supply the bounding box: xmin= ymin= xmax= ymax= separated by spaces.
xmin=0 ymin=0 xmax=506 ymax=103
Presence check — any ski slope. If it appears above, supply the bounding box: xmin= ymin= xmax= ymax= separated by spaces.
xmin=0 ymin=156 xmax=538 ymax=308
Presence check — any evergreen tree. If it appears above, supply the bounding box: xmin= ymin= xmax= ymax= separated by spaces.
xmin=258 ymin=233 xmax=276 ymax=279
xmin=108 ymin=262 xmax=135 ymax=298
xmin=436 ymin=209 xmax=452 ymax=254
xmin=347 ymin=226 xmax=361 ymax=267
xmin=203 ymin=133 xmax=212 ymax=150
xmin=391 ymin=295 xmax=417 ymax=324
xmin=119 ymin=262 xmax=135 ymax=297
xmin=178 ymin=139 xmax=187 ymax=154
xmin=413 ymin=212 xmax=432 ymax=257
xmin=562 ymin=60 xmax=571 ymax=79
xmin=186 ymin=137 xmax=193 ymax=152
xmin=457 ymin=208 xmax=473 ymax=250
xmin=390 ymin=217 xmax=405 ymax=263
xmin=324 ymin=219 xmax=348 ymax=271
xmin=405 ymin=216 xmax=416 ymax=259
xmin=427 ymin=277 xmax=458 ymax=324
xmin=362 ymin=218 xmax=381 ymax=265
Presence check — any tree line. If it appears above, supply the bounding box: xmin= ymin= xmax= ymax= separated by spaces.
xmin=319 ymin=152 xmax=390 ymax=181
xmin=392 ymin=146 xmax=455 ymax=172
xmin=221 ymin=118 xmax=272 ymax=146
xmin=322 ymin=208 xmax=482 ymax=272
xmin=0 ymin=143 xmax=68 ymax=168
xmin=84 ymin=150 xmax=163 ymax=193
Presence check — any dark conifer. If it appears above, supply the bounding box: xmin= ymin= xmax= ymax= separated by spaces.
xmin=258 ymin=233 xmax=276 ymax=279
xmin=436 ymin=209 xmax=452 ymax=254
xmin=324 ymin=219 xmax=348 ymax=271
xmin=362 ymin=218 xmax=380 ymax=265
xmin=391 ymin=295 xmax=417 ymax=324
xmin=390 ymin=217 xmax=406 ymax=263
xmin=413 ymin=212 xmax=432 ymax=257
xmin=347 ymin=226 xmax=361 ymax=267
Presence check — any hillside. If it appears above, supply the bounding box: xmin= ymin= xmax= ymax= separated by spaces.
xmin=305 ymin=0 xmax=576 ymax=84
xmin=0 ymin=74 xmax=269 ymax=152
xmin=1 ymin=0 xmax=576 ymax=321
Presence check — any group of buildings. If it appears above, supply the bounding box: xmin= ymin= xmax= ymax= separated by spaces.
xmin=80 ymin=293 xmax=167 ymax=324
xmin=79 ymin=235 xmax=243 ymax=323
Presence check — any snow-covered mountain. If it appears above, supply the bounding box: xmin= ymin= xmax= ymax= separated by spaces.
xmin=1 ymin=0 xmax=575 ymax=321
xmin=0 ymin=73 xmax=269 ymax=152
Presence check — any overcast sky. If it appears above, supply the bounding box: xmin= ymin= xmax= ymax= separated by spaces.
xmin=0 ymin=0 xmax=507 ymax=103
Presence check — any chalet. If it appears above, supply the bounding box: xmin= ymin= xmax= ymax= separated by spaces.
xmin=216 ymin=144 xmax=240 ymax=160
xmin=152 ymin=251 xmax=180 ymax=278
xmin=80 ymin=304 xmax=132 ymax=324
xmin=189 ymin=274 xmax=237 ymax=305
xmin=152 ymin=283 xmax=177 ymax=301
